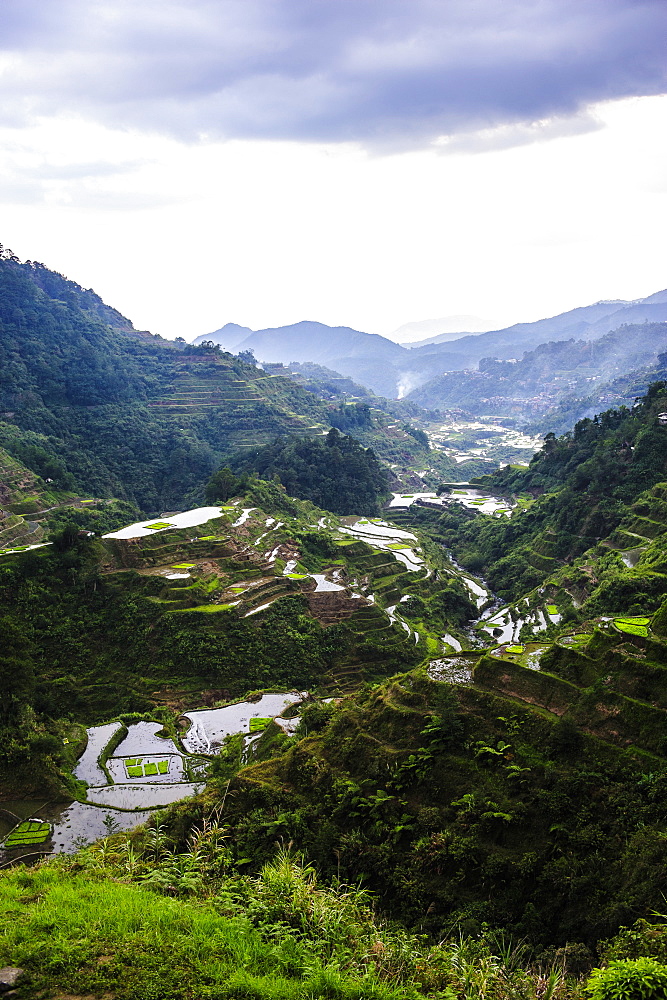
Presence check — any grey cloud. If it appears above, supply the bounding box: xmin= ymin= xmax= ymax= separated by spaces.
xmin=436 ymin=111 xmax=605 ymax=156
xmin=0 ymin=0 xmax=665 ymax=150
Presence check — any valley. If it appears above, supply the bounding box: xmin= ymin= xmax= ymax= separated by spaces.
xmin=1 ymin=249 xmax=667 ymax=998
xmin=424 ymin=416 xmax=542 ymax=469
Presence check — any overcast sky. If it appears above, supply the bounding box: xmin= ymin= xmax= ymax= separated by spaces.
xmin=0 ymin=0 xmax=665 ymax=340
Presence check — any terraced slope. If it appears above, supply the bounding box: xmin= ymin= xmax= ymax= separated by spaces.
xmin=146 ymin=357 xmax=327 ymax=448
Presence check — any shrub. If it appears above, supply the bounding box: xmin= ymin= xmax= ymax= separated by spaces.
xmin=585 ymin=957 xmax=667 ymax=1000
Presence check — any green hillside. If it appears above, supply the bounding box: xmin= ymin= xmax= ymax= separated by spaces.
xmin=431 ymin=380 xmax=667 ymax=599
xmin=3 ymin=251 xmax=667 ymax=997
xmin=406 ymin=322 xmax=667 ymax=422
xmin=0 ymin=252 xmax=448 ymax=512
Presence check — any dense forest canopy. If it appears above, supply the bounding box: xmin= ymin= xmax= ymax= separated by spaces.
xmin=228 ymin=428 xmax=389 ymax=514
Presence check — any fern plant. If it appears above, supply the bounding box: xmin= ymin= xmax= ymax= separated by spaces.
xmin=585 ymin=957 xmax=667 ymax=1000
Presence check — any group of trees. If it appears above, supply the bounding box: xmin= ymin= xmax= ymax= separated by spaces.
xmin=226 ymin=428 xmax=389 ymax=514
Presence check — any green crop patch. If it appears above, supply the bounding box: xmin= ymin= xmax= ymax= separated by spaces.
xmin=505 ymin=644 xmax=525 ymax=654
xmin=3 ymin=820 xmax=51 ymax=848
xmin=386 ymin=543 xmax=410 ymax=550
xmin=613 ymin=618 xmax=650 ymax=637
xmin=186 ymin=603 xmax=237 ymax=612
xmin=171 ymin=563 xmax=196 ymax=569
xmin=546 ymin=605 xmax=558 ymax=614
xmin=145 ymin=521 xmax=175 ymax=530
xmin=286 ymin=573 xmax=308 ymax=579
xmin=123 ymin=757 xmax=170 ymax=778
xmin=249 ymin=717 xmax=272 ymax=732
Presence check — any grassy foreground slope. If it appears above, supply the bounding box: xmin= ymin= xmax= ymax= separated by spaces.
xmin=0 ymin=845 xmax=631 ymax=1000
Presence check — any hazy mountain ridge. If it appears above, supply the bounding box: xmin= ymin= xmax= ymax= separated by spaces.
xmin=406 ymin=321 xmax=667 ymax=419
xmin=197 ymin=289 xmax=667 ymax=401
xmin=530 ymin=351 xmax=667 ymax=436
xmin=195 ymin=320 xmax=409 ymax=397
xmin=406 ymin=298 xmax=634 ymax=349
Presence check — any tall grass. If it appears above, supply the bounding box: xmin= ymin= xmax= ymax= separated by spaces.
xmin=0 ymin=839 xmax=580 ymax=1000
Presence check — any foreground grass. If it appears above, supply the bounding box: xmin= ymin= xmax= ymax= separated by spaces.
xmin=0 ymin=863 xmax=417 ymax=1000
xmin=0 ymin=835 xmax=624 ymax=1000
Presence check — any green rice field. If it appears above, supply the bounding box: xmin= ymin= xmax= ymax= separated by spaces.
xmin=123 ymin=757 xmax=170 ymax=778
xmin=3 ymin=820 xmax=51 ymax=848
xmin=249 ymin=717 xmax=272 ymax=732
xmin=613 ymin=616 xmax=650 ymax=637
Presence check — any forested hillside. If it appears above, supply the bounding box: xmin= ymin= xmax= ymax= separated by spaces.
xmin=229 ymin=429 xmax=390 ymax=514
xmin=434 ymin=380 xmax=667 ymax=599
xmin=406 ymin=322 xmax=667 ymax=421
xmin=0 ymin=251 xmax=444 ymax=511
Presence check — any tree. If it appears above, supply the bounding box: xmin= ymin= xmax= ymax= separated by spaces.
xmin=0 ymin=616 xmax=35 ymax=723
xmin=237 ymin=349 xmax=257 ymax=366
xmin=205 ymin=467 xmax=245 ymax=503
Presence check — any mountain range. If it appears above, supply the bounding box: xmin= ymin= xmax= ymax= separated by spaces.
xmin=0 ymin=253 xmax=445 ymax=517
xmin=195 ymin=289 xmax=667 ymax=402
xmin=406 ymin=321 xmax=667 ymax=421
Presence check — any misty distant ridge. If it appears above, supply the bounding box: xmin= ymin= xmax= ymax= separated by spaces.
xmin=193 ymin=288 xmax=667 ymax=399
xmin=390 ymin=314 xmax=496 ymax=343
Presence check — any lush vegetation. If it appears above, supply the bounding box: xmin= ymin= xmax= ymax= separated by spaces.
xmin=228 ymin=429 xmax=389 ymax=514
xmin=2 ymin=813 xmax=667 ymax=997
xmin=2 ymin=249 xmax=667 ymax=998
xmin=430 ymin=382 xmax=667 ymax=599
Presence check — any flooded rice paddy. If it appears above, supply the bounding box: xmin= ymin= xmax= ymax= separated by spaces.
xmin=338 ymin=518 xmax=425 ymax=570
xmin=182 ymin=692 xmax=304 ymax=754
xmin=0 ymin=800 xmax=153 ymax=863
xmin=389 ymin=489 xmax=512 ymax=517
xmin=104 ymin=506 xmax=226 ymax=539
xmin=2 ymin=694 xmax=306 ymax=860
xmin=620 ymin=547 xmax=645 ymax=568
